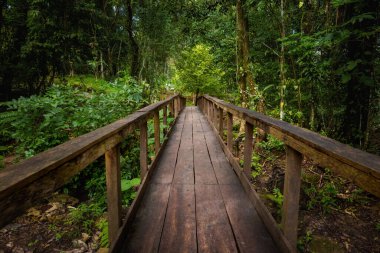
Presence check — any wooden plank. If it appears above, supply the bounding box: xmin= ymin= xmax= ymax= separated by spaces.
xmin=173 ymin=108 xmax=194 ymax=184
xmin=193 ymin=127 xmax=218 ymax=185
xmin=140 ymin=121 xmax=148 ymax=179
xmin=105 ymin=145 xmax=122 ymax=246
xmin=158 ymin=184 xmax=197 ymax=253
xmin=227 ymin=112 xmax=233 ymax=152
xmin=152 ymin=112 xmax=186 ymax=184
xmin=281 ymin=146 xmax=303 ymax=250
xmin=110 ymin=108 xmax=184 ymax=253
xmin=195 ymin=109 xmax=239 ymax=185
xmin=195 ymin=184 xmax=238 ymax=253
xmin=220 ymin=184 xmax=279 ymax=253
xmin=201 ymin=95 xmax=380 ymax=197
xmin=163 ymin=105 xmax=168 ymax=135
xmin=197 ymin=106 xmax=294 ymax=253
xmin=122 ymin=183 xmax=171 ymax=253
xmin=243 ymin=121 xmax=254 ymax=177
xmin=0 ymin=130 xmax=128 ymax=228
xmin=218 ymin=107 xmax=223 ymax=138
xmin=154 ymin=110 xmax=161 ymax=154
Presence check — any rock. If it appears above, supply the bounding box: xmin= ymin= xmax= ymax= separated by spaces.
xmin=81 ymin=233 xmax=90 ymax=243
xmin=72 ymin=240 xmax=88 ymax=251
xmin=45 ymin=202 xmax=62 ymax=213
xmin=26 ymin=207 xmax=41 ymax=217
xmin=12 ymin=247 xmax=25 ymax=253
xmin=97 ymin=248 xmax=108 ymax=253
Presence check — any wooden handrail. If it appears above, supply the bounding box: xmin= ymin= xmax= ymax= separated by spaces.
xmin=0 ymin=94 xmax=186 ymax=247
xmin=197 ymin=95 xmax=380 ymax=253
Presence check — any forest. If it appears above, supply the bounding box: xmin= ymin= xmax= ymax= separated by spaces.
xmin=0 ymin=0 xmax=379 ymax=252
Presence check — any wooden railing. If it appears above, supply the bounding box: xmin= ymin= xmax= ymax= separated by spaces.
xmin=197 ymin=95 xmax=380 ymax=253
xmin=0 ymin=94 xmax=186 ymax=247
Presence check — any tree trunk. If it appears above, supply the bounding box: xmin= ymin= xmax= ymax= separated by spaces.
xmin=279 ymin=0 xmax=286 ymax=121
xmin=127 ymin=0 xmax=139 ymax=78
xmin=236 ymin=0 xmax=254 ymax=109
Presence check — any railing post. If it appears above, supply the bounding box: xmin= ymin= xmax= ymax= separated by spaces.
xmin=140 ymin=121 xmax=148 ymax=179
xmin=154 ymin=110 xmax=160 ymax=155
xmin=281 ymin=145 xmax=302 ymax=250
xmin=227 ymin=112 xmax=233 ymax=152
xmin=213 ymin=104 xmax=218 ymax=127
xmin=105 ymin=145 xmax=122 ymax=246
xmin=243 ymin=121 xmax=254 ymax=177
xmin=218 ymin=107 xmax=224 ymax=138
xmin=169 ymin=99 xmax=174 ymax=117
xmin=163 ymin=105 xmax=167 ymax=135
xmin=174 ymin=98 xmax=178 ymax=117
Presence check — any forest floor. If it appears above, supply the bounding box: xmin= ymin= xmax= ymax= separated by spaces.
xmin=247 ymin=144 xmax=380 ymax=253
xmin=0 ymin=193 xmax=110 ymax=253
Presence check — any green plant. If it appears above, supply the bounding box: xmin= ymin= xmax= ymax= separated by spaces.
xmin=121 ymin=178 xmax=141 ymax=206
xmin=96 ymin=218 xmax=109 ymax=247
xmin=257 ymin=135 xmax=284 ymax=152
xmin=297 ymin=230 xmax=313 ymax=252
xmin=376 ymin=222 xmax=380 ymax=232
xmin=251 ymin=154 xmax=263 ymax=178
xmin=304 ymin=182 xmax=338 ymax=213
xmin=68 ymin=202 xmax=105 ymax=234
xmin=265 ymin=188 xmax=284 ymax=215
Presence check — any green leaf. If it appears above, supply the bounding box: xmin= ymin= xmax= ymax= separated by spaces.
xmin=341 ymin=74 xmax=351 ymax=84
xmin=121 ymin=178 xmax=141 ymax=192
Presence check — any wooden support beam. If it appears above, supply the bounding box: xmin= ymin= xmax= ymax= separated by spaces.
xmin=105 ymin=145 xmax=122 ymax=246
xmin=227 ymin=112 xmax=233 ymax=152
xmin=154 ymin=110 xmax=161 ymax=154
xmin=218 ymin=107 xmax=224 ymax=138
xmin=243 ymin=122 xmax=254 ymax=177
xmin=140 ymin=121 xmax=148 ymax=179
xmin=169 ymin=100 xmax=174 ymax=117
xmin=163 ymin=105 xmax=168 ymax=136
xmin=281 ymin=146 xmax=302 ymax=250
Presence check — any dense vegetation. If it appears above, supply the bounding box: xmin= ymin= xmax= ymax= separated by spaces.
xmin=0 ymin=0 xmax=379 ymax=251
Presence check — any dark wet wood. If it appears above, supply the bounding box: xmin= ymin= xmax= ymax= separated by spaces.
xmin=140 ymin=121 xmax=148 ymax=179
xmin=201 ymin=95 xmax=380 ymax=198
xmin=119 ymin=107 xmax=278 ymax=253
xmin=282 ymin=146 xmax=303 ymax=249
xmin=0 ymin=94 xmax=182 ymax=229
xmin=105 ymin=145 xmax=122 ymax=245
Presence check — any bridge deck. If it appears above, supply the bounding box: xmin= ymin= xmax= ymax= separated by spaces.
xmin=121 ymin=107 xmax=279 ymax=253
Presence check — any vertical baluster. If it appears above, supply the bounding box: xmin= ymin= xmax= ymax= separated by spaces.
xmin=243 ymin=121 xmax=254 ymax=177
xmin=154 ymin=110 xmax=160 ymax=154
xmin=105 ymin=145 xmax=122 ymax=246
xmin=169 ymin=99 xmax=174 ymax=117
xmin=281 ymin=146 xmax=302 ymax=250
xmin=218 ymin=107 xmax=224 ymax=138
xmin=140 ymin=121 xmax=148 ymax=179
xmin=227 ymin=112 xmax=233 ymax=152
xmin=163 ymin=105 xmax=167 ymax=136
xmin=174 ymin=98 xmax=178 ymax=117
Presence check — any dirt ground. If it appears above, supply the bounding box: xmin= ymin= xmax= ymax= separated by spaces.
xmin=250 ymin=147 xmax=380 ymax=253
xmin=0 ymin=194 xmax=105 ymax=253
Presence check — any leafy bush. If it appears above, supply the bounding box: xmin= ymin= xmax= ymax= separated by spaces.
xmin=0 ymin=75 xmax=145 ymax=158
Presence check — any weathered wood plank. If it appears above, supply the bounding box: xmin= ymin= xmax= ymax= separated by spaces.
xmin=218 ymin=107 xmax=223 ymax=138
xmin=220 ymin=184 xmax=279 ymax=253
xmin=105 ymin=145 xmax=122 ymax=246
xmin=110 ymin=108 xmax=185 ymax=253
xmin=122 ymin=183 xmax=171 ymax=253
xmin=281 ymin=146 xmax=303 ymax=250
xmin=201 ymin=95 xmax=380 ymax=197
xmin=140 ymin=121 xmax=148 ymax=179
xmin=154 ymin=110 xmax=161 ymax=154
xmin=227 ymin=112 xmax=233 ymax=152
xmin=196 ymin=110 xmax=239 ymax=185
xmin=195 ymin=184 xmax=238 ymax=253
xmin=243 ymin=121 xmax=254 ymax=177
xmin=173 ymin=108 xmax=194 ymax=184
xmin=158 ymin=184 xmax=197 ymax=253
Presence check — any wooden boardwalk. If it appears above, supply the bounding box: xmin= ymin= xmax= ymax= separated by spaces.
xmin=121 ymin=107 xmax=279 ymax=253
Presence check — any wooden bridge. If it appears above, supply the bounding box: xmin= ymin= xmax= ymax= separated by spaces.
xmin=0 ymin=95 xmax=379 ymax=253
